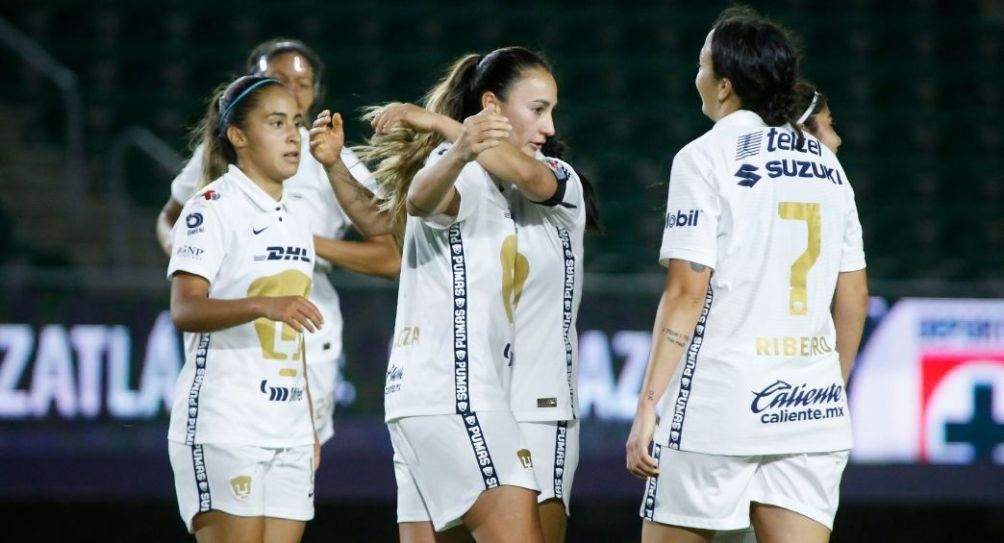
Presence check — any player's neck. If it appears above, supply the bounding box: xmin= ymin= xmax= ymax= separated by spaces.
xmin=238 ymin=163 xmax=284 ymax=201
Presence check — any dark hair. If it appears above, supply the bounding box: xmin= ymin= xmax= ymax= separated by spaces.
xmin=541 ymin=138 xmax=603 ymax=233
xmin=246 ymin=38 xmax=324 ymax=101
xmin=193 ymin=75 xmax=283 ymax=186
xmin=710 ymin=7 xmax=801 ymax=129
xmin=793 ymin=81 xmax=829 ymax=134
xmin=357 ymin=46 xmax=552 ymax=239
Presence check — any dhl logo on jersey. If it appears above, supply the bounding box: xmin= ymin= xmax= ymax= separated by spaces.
xmin=253 ymin=246 xmax=311 ymax=263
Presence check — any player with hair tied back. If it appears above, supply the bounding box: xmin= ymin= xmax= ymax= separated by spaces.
xmin=167 ymin=75 xmax=322 ymax=543
xmin=344 ymin=46 xmax=603 ymax=543
xmin=156 ymin=39 xmax=400 ymax=458
xmin=794 ymin=81 xmax=842 ymax=154
xmin=362 ymin=48 xmax=602 ymax=540
xmin=709 ymin=80 xmax=848 ymax=543
xmin=626 ymin=7 xmax=869 ymax=543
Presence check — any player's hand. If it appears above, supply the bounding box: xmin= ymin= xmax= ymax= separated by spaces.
xmin=308 ymin=109 xmax=345 ymax=170
xmin=626 ymin=407 xmax=660 ymax=479
xmin=371 ymin=102 xmax=441 ymax=134
xmin=257 ymin=296 xmax=323 ymax=333
xmin=452 ymin=107 xmax=511 ymax=163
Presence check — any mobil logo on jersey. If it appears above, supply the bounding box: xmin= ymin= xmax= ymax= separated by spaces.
xmin=664 ymin=209 xmax=701 ymax=229
xmin=850 ymin=299 xmax=1004 ymax=464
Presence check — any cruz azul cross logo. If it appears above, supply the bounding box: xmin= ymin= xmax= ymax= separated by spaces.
xmin=920 ymin=352 xmax=1004 ymax=463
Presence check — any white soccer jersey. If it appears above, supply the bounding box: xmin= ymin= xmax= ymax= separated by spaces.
xmin=170 ymin=128 xmax=374 ymax=364
xmin=384 ymin=142 xmax=518 ymax=421
xmin=506 ymin=157 xmax=586 ymax=422
xmin=166 ymin=165 xmax=316 ymax=448
xmin=654 ymin=110 xmax=866 ymax=455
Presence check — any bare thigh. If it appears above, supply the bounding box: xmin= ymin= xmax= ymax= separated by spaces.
xmin=399 ymin=521 xmax=474 ymax=543
xmin=538 ymin=499 xmax=567 ymax=543
xmin=641 ymin=520 xmax=715 ymax=543
xmin=193 ymin=510 xmax=265 ymax=543
xmin=750 ymin=503 xmax=829 ymax=543
xmin=263 ymin=517 xmax=306 ymax=543
xmin=464 ymin=486 xmax=543 ymax=543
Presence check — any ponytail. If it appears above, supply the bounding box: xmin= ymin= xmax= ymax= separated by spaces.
xmin=354 ymin=55 xmax=481 ymax=241
xmin=355 ymin=47 xmax=551 ymax=243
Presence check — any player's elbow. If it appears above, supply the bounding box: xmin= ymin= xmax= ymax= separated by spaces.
xmin=170 ymin=305 xmax=196 ymax=332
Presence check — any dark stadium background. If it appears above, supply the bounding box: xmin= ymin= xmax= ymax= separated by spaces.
xmin=1 ymin=0 xmax=1002 ymax=541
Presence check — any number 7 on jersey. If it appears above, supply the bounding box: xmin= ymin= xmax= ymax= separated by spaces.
xmin=778 ymin=202 xmax=820 ymax=316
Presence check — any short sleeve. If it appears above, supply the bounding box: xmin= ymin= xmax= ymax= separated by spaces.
xmin=840 ymin=187 xmax=867 ymax=272
xmin=531 ymin=157 xmax=585 ymax=228
xmin=658 ymin=146 xmax=720 ymax=269
xmin=170 ymin=144 xmax=205 ymax=204
xmin=418 ymin=143 xmax=486 ymax=229
xmin=167 ymin=199 xmax=227 ymax=284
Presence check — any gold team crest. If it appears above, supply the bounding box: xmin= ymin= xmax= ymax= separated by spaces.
xmin=517 ymin=448 xmax=533 ymax=469
xmin=230 ymin=475 xmax=252 ymax=500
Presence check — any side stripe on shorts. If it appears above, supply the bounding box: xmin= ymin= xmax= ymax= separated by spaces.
xmin=553 ymin=420 xmax=569 ymax=499
xmin=642 ymin=443 xmax=662 ymax=521
xmin=666 ymin=286 xmax=714 ymax=450
xmin=461 ymin=413 xmax=500 ymax=490
xmin=191 ymin=444 xmax=212 ymax=513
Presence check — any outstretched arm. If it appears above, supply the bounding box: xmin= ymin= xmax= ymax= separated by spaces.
xmin=313 ymin=234 xmax=401 ymax=279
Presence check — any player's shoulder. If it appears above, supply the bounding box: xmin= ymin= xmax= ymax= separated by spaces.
xmin=541 ymin=155 xmax=579 ymax=183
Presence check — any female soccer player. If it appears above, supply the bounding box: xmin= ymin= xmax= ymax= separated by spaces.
xmin=349 ymin=47 xmax=591 ymax=543
xmin=167 ymin=75 xmax=322 ymax=542
xmin=155 ymin=38 xmax=399 ymax=450
xmin=626 ymin=7 xmax=869 ymax=543
xmin=362 ymin=98 xmax=600 ymax=543
xmin=795 ymin=82 xmax=842 ymax=154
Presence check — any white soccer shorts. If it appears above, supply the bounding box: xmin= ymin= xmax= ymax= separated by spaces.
xmin=640 ymin=446 xmax=849 ymax=531
xmin=169 ymin=441 xmax=314 ymax=533
xmin=389 ymin=411 xmax=540 ymax=531
xmin=519 ymin=419 xmax=580 ymax=512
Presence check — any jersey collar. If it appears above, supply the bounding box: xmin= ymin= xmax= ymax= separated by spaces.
xmin=713 ymin=109 xmax=767 ymax=131
xmin=227 ymin=164 xmax=288 ymax=211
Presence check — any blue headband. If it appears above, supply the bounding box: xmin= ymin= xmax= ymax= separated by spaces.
xmin=218 ymin=78 xmax=279 ymax=131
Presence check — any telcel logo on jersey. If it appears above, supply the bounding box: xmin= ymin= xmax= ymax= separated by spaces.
xmin=253 ymin=246 xmax=311 ymax=263
xmin=665 ymin=209 xmax=701 ymax=229
xmin=750 ymin=379 xmax=845 ymax=424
